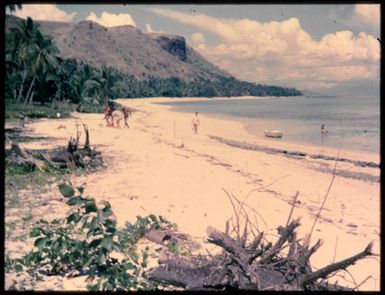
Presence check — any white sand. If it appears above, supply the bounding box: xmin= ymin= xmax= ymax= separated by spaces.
xmin=8 ymin=96 xmax=380 ymax=290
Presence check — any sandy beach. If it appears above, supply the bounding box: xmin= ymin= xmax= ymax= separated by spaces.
xmin=6 ymin=96 xmax=380 ymax=290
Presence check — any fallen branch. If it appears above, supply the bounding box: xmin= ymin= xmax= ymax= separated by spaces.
xmin=258 ymin=218 xmax=300 ymax=264
xmin=148 ymin=217 xmax=371 ymax=291
xmin=298 ymin=242 xmax=374 ymax=288
xmin=206 ymin=226 xmax=250 ymax=263
xmin=7 ymin=140 xmax=45 ymax=171
xmin=6 ymin=123 xmax=103 ymax=171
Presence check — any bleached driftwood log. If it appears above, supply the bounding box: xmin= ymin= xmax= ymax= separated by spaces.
xmin=148 ymin=219 xmax=373 ymax=291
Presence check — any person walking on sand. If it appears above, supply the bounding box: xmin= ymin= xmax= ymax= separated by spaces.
xmin=192 ymin=112 xmax=200 ymax=134
xmin=122 ymin=107 xmax=132 ymax=128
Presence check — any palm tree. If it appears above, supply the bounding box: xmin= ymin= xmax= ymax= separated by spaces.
xmin=9 ymin=17 xmax=41 ymax=104
xmin=8 ymin=17 xmax=59 ymax=105
xmin=5 ymin=29 xmax=26 ymax=103
xmin=31 ymin=31 xmax=59 ymax=105
xmin=84 ymin=65 xmax=121 ymax=106
xmin=70 ymin=63 xmax=97 ymax=104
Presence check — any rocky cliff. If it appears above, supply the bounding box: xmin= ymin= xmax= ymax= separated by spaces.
xmin=149 ymin=33 xmax=187 ymax=61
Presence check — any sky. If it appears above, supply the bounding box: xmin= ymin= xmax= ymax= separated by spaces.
xmin=7 ymin=3 xmax=381 ymax=93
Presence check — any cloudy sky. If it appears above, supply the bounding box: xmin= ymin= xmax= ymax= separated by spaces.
xmin=8 ymin=4 xmax=381 ymax=92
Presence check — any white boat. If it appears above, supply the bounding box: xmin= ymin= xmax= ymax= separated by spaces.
xmin=264 ymin=130 xmax=283 ymax=138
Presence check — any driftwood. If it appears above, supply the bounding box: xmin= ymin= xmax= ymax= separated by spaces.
xmin=145 ymin=229 xmax=172 ymax=245
xmin=148 ymin=219 xmax=374 ymax=291
xmin=5 ymin=124 xmax=103 ymax=171
xmin=6 ymin=132 xmax=45 ymax=171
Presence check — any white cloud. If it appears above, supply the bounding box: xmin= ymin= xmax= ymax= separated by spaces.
xmin=354 ymin=4 xmax=380 ymax=29
xmin=86 ymin=11 xmax=136 ymax=28
xmin=9 ymin=4 xmax=76 ymax=22
xmin=191 ymin=32 xmax=205 ymax=44
xmin=150 ymin=8 xmax=380 ymax=89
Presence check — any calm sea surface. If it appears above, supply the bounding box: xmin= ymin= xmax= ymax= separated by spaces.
xmin=158 ymin=96 xmax=380 ymax=153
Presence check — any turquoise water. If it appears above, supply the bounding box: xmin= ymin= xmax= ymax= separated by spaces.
xmin=158 ymin=96 xmax=380 ymax=153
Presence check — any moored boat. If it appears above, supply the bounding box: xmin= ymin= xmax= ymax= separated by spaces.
xmin=264 ymin=130 xmax=283 ymax=138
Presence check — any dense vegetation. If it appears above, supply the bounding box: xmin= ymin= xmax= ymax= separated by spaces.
xmin=5 ymin=16 xmax=302 ymax=118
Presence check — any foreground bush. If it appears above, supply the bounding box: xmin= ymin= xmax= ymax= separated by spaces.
xmin=5 ymin=182 xmax=175 ymax=291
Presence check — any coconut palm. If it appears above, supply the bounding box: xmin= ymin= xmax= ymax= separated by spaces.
xmin=84 ymin=65 xmax=122 ymax=106
xmin=7 ymin=17 xmax=60 ymax=105
xmin=69 ymin=63 xmax=97 ymax=104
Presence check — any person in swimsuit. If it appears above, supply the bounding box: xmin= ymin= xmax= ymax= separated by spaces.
xmin=321 ymin=124 xmax=328 ymax=134
xmin=192 ymin=112 xmax=200 ymax=134
xmin=122 ymin=107 xmax=132 ymax=128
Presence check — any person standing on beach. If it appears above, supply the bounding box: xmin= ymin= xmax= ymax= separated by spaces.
xmin=19 ymin=112 xmax=25 ymax=128
xmin=192 ymin=112 xmax=200 ymax=134
xmin=321 ymin=124 xmax=328 ymax=134
xmin=103 ymin=106 xmax=114 ymax=127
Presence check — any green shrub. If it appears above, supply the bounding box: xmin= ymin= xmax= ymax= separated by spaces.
xmin=6 ymin=182 xmax=174 ymax=291
xmin=5 ymin=101 xmax=73 ymax=119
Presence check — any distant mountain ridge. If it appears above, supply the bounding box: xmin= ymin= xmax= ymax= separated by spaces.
xmin=6 ymin=14 xmax=232 ymax=82
xmin=5 ymin=14 xmax=302 ymax=97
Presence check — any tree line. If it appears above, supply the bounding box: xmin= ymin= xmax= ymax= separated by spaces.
xmin=5 ymin=16 xmax=302 ymax=113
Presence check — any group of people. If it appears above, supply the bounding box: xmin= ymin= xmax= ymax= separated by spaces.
xmin=19 ymin=105 xmax=328 ymax=137
xmin=104 ymin=106 xmax=132 ymax=128
xmin=17 ymin=106 xmax=333 ymax=138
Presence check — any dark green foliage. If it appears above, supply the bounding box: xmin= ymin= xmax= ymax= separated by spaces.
xmin=6 ymin=162 xmax=35 ymax=174
xmin=5 ymin=183 xmax=174 ymax=291
xmin=119 ymin=215 xmax=176 ymax=249
xmin=107 ymin=74 xmax=302 ymax=98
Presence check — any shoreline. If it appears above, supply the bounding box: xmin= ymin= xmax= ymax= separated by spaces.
xmin=209 ymin=135 xmax=379 ymax=182
xmin=5 ymin=96 xmax=380 ymax=290
xmin=142 ymin=96 xmax=379 ymax=164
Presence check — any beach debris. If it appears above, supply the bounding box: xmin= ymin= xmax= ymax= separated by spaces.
xmin=148 ymin=219 xmax=374 ymax=291
xmin=5 ymin=123 xmax=103 ymax=171
xmin=6 ymin=139 xmax=46 ymax=172
xmin=209 ymin=135 xmax=379 ymax=169
xmin=145 ymin=229 xmax=172 ymax=245
xmin=148 ymin=190 xmax=376 ymax=291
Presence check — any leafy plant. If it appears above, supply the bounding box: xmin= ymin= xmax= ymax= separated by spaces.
xmin=119 ymin=214 xmax=176 ymax=250
xmin=5 ymin=182 xmax=174 ymax=291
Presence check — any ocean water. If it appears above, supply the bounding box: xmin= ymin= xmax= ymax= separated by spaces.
xmin=158 ymin=96 xmax=380 ymax=153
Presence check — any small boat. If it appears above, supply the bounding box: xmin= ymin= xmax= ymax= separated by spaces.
xmin=264 ymin=130 xmax=283 ymax=138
